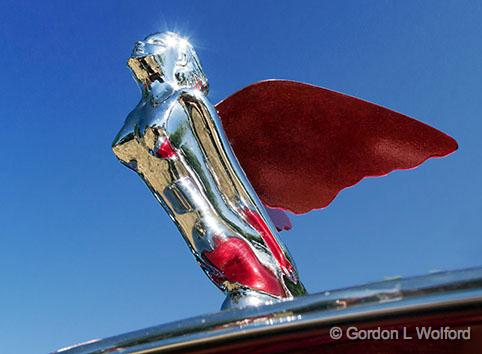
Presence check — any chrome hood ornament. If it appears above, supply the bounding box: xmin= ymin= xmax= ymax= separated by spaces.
xmin=56 ymin=29 xmax=463 ymax=354
xmin=113 ymin=32 xmax=457 ymax=310
xmin=113 ymin=32 xmax=306 ymax=309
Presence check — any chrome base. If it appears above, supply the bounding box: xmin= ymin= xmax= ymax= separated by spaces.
xmin=221 ymin=289 xmax=281 ymax=310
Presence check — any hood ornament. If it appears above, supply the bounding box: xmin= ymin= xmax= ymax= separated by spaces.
xmin=113 ymin=32 xmax=457 ymax=309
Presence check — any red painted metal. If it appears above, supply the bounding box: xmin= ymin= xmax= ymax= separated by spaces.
xmin=216 ymin=80 xmax=458 ymax=214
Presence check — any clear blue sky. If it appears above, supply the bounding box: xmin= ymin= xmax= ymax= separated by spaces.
xmin=1 ymin=1 xmax=480 ymax=353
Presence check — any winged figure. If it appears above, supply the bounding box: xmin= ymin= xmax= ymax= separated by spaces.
xmin=113 ymin=32 xmax=457 ymax=308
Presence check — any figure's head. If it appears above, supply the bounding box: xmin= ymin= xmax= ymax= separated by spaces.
xmin=128 ymin=32 xmax=208 ymax=94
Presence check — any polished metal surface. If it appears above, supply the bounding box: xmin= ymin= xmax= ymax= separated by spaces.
xmin=112 ymin=32 xmax=305 ymax=307
xmin=54 ymin=267 xmax=482 ymax=354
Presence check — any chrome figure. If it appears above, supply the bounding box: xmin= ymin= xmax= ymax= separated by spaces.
xmin=112 ymin=32 xmax=306 ymax=309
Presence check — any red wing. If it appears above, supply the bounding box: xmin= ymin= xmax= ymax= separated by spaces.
xmin=216 ymin=80 xmax=458 ymax=214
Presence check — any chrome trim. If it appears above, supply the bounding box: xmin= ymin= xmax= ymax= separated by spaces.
xmin=54 ymin=267 xmax=482 ymax=354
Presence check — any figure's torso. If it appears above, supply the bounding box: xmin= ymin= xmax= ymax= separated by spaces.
xmin=113 ymin=89 xmax=302 ymax=298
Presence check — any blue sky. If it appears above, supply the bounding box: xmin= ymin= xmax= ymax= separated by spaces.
xmin=1 ymin=1 xmax=481 ymax=353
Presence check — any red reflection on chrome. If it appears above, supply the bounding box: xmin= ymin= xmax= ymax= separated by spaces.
xmin=204 ymin=237 xmax=285 ymax=297
xmin=155 ymin=138 xmax=176 ymax=159
xmin=242 ymin=208 xmax=294 ymax=277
